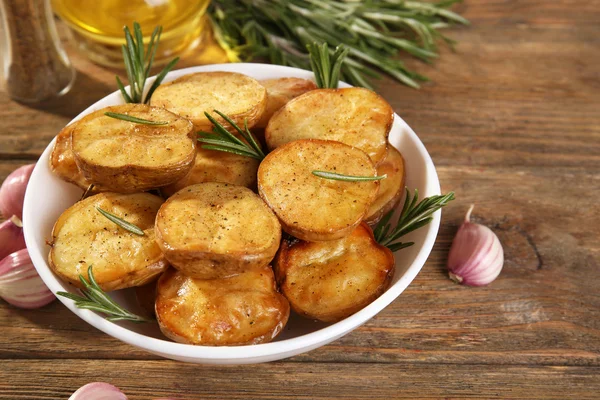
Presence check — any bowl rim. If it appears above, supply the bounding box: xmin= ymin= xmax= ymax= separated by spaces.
xmin=23 ymin=63 xmax=441 ymax=362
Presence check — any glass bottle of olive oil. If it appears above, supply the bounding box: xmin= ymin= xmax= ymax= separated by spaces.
xmin=51 ymin=0 xmax=210 ymax=67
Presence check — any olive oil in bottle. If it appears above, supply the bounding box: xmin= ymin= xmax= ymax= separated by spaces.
xmin=51 ymin=0 xmax=210 ymax=67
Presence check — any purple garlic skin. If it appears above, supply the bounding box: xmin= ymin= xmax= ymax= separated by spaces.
xmin=447 ymin=205 xmax=504 ymax=286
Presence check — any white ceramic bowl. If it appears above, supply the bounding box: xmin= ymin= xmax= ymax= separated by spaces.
xmin=23 ymin=64 xmax=441 ymax=364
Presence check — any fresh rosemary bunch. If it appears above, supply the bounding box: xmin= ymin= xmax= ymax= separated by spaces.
xmin=375 ymin=188 xmax=455 ymax=252
xmin=117 ymin=22 xmax=179 ymax=104
xmin=198 ymin=110 xmax=265 ymax=160
xmin=104 ymin=112 xmax=168 ymax=126
xmin=208 ymin=0 xmax=468 ymax=89
xmin=57 ymin=266 xmax=151 ymax=323
xmin=307 ymin=43 xmax=349 ymax=89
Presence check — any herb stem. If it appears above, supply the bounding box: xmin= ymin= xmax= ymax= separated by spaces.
xmin=96 ymin=207 xmax=145 ymax=236
xmin=312 ymin=171 xmax=387 ymax=182
xmin=104 ymin=112 xmax=168 ymax=126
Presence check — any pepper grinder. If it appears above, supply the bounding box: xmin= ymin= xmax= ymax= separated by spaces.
xmin=0 ymin=0 xmax=75 ymax=103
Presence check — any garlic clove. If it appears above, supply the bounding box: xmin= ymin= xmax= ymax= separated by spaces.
xmin=69 ymin=382 xmax=128 ymax=400
xmin=0 ymin=249 xmax=55 ymax=309
xmin=447 ymin=205 xmax=504 ymax=286
xmin=0 ymin=164 xmax=35 ymax=220
xmin=0 ymin=215 xmax=26 ymax=261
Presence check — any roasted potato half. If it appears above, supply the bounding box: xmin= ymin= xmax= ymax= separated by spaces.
xmin=71 ymin=104 xmax=196 ymax=193
xmin=365 ymin=146 xmax=406 ymax=225
xmin=265 ymin=88 xmax=393 ymax=165
xmin=161 ymin=146 xmax=260 ymax=197
xmin=256 ymin=78 xmax=317 ymax=128
xmin=258 ymin=139 xmax=379 ymax=241
xmin=50 ymin=120 xmax=109 ymax=192
xmin=48 ymin=192 xmax=168 ymax=291
xmin=156 ymin=266 xmax=289 ymax=346
xmin=275 ymin=222 xmax=395 ymax=322
xmin=155 ymin=183 xmax=281 ymax=279
xmin=151 ymin=71 xmax=267 ymax=131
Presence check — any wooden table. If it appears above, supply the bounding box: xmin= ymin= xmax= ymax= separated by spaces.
xmin=1 ymin=1 xmax=599 ymax=398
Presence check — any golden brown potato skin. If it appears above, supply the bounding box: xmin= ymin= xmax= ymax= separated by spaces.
xmin=161 ymin=146 xmax=260 ymax=197
xmin=50 ymin=120 xmax=109 ymax=192
xmin=275 ymin=222 xmax=395 ymax=322
xmin=258 ymin=139 xmax=379 ymax=241
xmin=151 ymin=71 xmax=267 ymax=131
xmin=48 ymin=192 xmax=168 ymax=291
xmin=71 ymin=104 xmax=196 ymax=193
xmin=265 ymin=88 xmax=393 ymax=165
xmin=256 ymin=78 xmax=317 ymax=128
xmin=364 ymin=145 xmax=406 ymax=225
xmin=156 ymin=266 xmax=290 ymax=346
xmin=155 ymin=183 xmax=281 ymax=279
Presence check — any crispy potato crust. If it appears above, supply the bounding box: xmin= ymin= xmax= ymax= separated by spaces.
xmin=274 ymin=222 xmax=395 ymax=322
xmin=71 ymin=104 xmax=196 ymax=193
xmin=151 ymin=71 xmax=267 ymax=131
xmin=155 ymin=183 xmax=281 ymax=279
xmin=161 ymin=146 xmax=260 ymax=197
xmin=365 ymin=146 xmax=406 ymax=225
xmin=256 ymin=78 xmax=317 ymax=128
xmin=156 ymin=266 xmax=290 ymax=346
xmin=48 ymin=192 xmax=168 ymax=291
xmin=257 ymin=139 xmax=379 ymax=241
xmin=50 ymin=121 xmax=109 ymax=192
xmin=265 ymin=88 xmax=393 ymax=165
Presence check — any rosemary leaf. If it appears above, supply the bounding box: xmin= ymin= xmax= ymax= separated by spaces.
xmin=95 ymin=207 xmax=145 ymax=236
xmin=57 ymin=266 xmax=151 ymax=323
xmin=312 ymin=171 xmax=387 ymax=182
xmin=375 ymin=188 xmax=455 ymax=251
xmin=104 ymin=112 xmax=168 ymax=126
xmin=307 ymin=42 xmax=349 ymax=89
xmin=197 ymin=110 xmax=265 ymax=160
xmin=117 ymin=22 xmax=179 ymax=104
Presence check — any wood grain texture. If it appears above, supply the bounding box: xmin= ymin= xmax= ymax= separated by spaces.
xmin=1 ymin=0 xmax=599 ymax=398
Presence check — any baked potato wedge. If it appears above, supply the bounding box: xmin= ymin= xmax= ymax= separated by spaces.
xmin=257 ymin=139 xmax=379 ymax=241
xmin=365 ymin=145 xmax=406 ymax=225
xmin=275 ymin=222 xmax=395 ymax=322
xmin=71 ymin=104 xmax=196 ymax=193
xmin=256 ymin=78 xmax=317 ymax=128
xmin=48 ymin=192 xmax=168 ymax=291
xmin=265 ymin=88 xmax=393 ymax=165
xmin=151 ymin=71 xmax=267 ymax=131
xmin=155 ymin=183 xmax=281 ymax=279
xmin=156 ymin=266 xmax=289 ymax=346
xmin=161 ymin=146 xmax=260 ymax=197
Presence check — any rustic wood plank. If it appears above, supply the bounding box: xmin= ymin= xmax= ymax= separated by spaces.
xmin=0 ymin=360 xmax=598 ymax=399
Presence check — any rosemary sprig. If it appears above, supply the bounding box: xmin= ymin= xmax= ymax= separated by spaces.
xmin=312 ymin=171 xmax=387 ymax=181
xmin=375 ymin=188 xmax=455 ymax=252
xmin=57 ymin=266 xmax=151 ymax=323
xmin=307 ymin=42 xmax=349 ymax=89
xmin=208 ymin=0 xmax=468 ymax=89
xmin=197 ymin=110 xmax=265 ymax=160
xmin=104 ymin=112 xmax=168 ymax=126
xmin=117 ymin=22 xmax=179 ymax=104
xmin=96 ymin=207 xmax=144 ymax=236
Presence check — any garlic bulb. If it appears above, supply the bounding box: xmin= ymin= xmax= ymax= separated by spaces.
xmin=0 ymin=215 xmax=26 ymax=260
xmin=0 ymin=164 xmax=35 ymax=219
xmin=0 ymin=249 xmax=54 ymax=309
xmin=69 ymin=382 xmax=128 ymax=400
xmin=447 ymin=205 xmax=503 ymax=286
